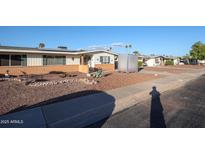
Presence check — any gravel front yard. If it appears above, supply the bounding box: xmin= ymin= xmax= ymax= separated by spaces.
xmin=144 ymin=67 xmax=185 ymax=74
xmin=0 ymin=72 xmax=162 ymax=115
xmin=143 ymin=65 xmax=203 ymax=74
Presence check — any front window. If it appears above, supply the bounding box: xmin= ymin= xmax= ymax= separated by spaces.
xmin=0 ymin=54 xmax=9 ymax=66
xmin=11 ymin=55 xmax=21 ymax=66
xmin=100 ymin=56 xmax=110 ymax=64
xmin=43 ymin=55 xmax=66 ymax=65
xmin=0 ymin=54 xmax=27 ymax=66
xmin=11 ymin=55 xmax=27 ymax=66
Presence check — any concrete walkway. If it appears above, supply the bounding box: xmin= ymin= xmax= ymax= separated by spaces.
xmin=0 ymin=67 xmax=205 ymax=128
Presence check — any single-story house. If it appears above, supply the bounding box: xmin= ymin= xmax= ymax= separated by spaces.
xmin=163 ymin=56 xmax=180 ymax=65
xmin=144 ymin=55 xmax=179 ymax=66
xmin=144 ymin=56 xmax=164 ymax=67
xmin=0 ymin=45 xmax=118 ymax=75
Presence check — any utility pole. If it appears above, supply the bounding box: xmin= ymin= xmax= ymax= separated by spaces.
xmin=125 ymin=44 xmax=132 ymax=54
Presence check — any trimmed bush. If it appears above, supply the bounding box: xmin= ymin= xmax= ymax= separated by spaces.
xmin=138 ymin=61 xmax=143 ymax=67
xmin=165 ymin=60 xmax=174 ymax=65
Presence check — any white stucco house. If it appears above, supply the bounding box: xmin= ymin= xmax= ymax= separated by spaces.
xmin=0 ymin=45 xmax=118 ymax=75
xmin=145 ymin=56 xmax=164 ymax=66
xmin=144 ymin=55 xmax=179 ymax=67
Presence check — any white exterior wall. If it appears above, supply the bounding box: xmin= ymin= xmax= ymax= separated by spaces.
xmin=66 ymin=55 xmax=80 ymax=65
xmin=91 ymin=52 xmax=114 ymax=67
xmin=198 ymin=60 xmax=205 ymax=64
xmin=174 ymin=59 xmax=179 ymax=65
xmin=146 ymin=58 xmax=156 ymax=67
xmin=27 ymin=54 xmax=43 ymax=66
xmin=155 ymin=57 xmax=162 ymax=66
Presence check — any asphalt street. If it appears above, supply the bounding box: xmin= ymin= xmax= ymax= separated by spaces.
xmin=91 ymin=74 xmax=205 ymax=128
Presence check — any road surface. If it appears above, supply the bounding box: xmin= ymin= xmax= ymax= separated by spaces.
xmin=90 ymin=74 xmax=205 ymax=128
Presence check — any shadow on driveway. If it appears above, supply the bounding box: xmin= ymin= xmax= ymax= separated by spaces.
xmin=149 ymin=86 xmax=166 ymax=128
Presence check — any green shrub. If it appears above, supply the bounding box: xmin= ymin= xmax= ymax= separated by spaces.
xmin=138 ymin=61 xmax=143 ymax=67
xmin=165 ymin=60 xmax=174 ymax=65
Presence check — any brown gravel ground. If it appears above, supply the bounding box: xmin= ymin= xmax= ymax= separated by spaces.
xmin=0 ymin=72 xmax=162 ymax=115
xmin=169 ymin=65 xmax=205 ymax=69
xmin=93 ymin=72 xmax=161 ymax=90
xmin=143 ymin=65 xmax=205 ymax=74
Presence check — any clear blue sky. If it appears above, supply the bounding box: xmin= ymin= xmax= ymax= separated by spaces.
xmin=0 ymin=26 xmax=205 ymax=56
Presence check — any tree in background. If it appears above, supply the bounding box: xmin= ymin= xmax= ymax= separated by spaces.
xmin=183 ymin=53 xmax=191 ymax=64
xmin=189 ymin=41 xmax=205 ymax=60
xmin=133 ymin=50 xmax=140 ymax=55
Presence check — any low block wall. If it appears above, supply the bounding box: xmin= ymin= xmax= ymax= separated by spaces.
xmin=0 ymin=65 xmax=79 ymax=76
xmin=95 ymin=64 xmax=115 ymax=71
xmin=79 ymin=65 xmax=89 ymax=73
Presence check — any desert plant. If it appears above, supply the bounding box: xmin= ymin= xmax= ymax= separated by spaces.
xmin=138 ymin=61 xmax=143 ymax=67
xmin=90 ymin=70 xmax=104 ymax=78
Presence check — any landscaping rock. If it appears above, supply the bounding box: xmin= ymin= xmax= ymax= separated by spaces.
xmin=79 ymin=78 xmax=98 ymax=85
xmin=28 ymin=79 xmax=78 ymax=87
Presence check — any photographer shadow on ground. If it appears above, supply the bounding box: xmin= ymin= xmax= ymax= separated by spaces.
xmin=149 ymin=86 xmax=166 ymax=128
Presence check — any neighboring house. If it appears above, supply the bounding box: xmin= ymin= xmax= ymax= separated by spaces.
xmin=145 ymin=56 xmax=164 ymax=67
xmin=144 ymin=55 xmax=180 ymax=66
xmin=163 ymin=56 xmax=180 ymax=65
xmin=198 ymin=59 xmax=205 ymax=65
xmin=138 ymin=55 xmax=145 ymax=63
xmin=173 ymin=58 xmax=180 ymax=65
xmin=0 ymin=45 xmax=118 ymax=75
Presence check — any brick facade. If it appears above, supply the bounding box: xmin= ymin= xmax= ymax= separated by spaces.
xmin=0 ymin=64 xmax=115 ymax=76
xmin=79 ymin=65 xmax=89 ymax=73
xmin=95 ymin=64 xmax=115 ymax=71
xmin=0 ymin=65 xmax=79 ymax=76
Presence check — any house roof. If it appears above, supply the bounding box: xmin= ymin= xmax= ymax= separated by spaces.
xmin=139 ymin=54 xmax=178 ymax=59
xmin=0 ymin=45 xmax=118 ymax=55
xmin=0 ymin=45 xmax=81 ymax=52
